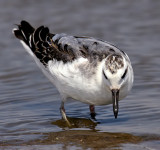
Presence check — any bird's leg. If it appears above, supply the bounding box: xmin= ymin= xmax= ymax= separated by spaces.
xmin=60 ymin=102 xmax=71 ymax=126
xmin=89 ymin=105 xmax=96 ymax=120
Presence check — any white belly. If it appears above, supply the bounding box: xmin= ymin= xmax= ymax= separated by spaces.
xmin=59 ymin=77 xmax=112 ymax=105
xmin=57 ymin=77 xmax=112 ymax=105
xmin=47 ymin=58 xmax=112 ymax=105
xmin=46 ymin=58 xmax=129 ymax=106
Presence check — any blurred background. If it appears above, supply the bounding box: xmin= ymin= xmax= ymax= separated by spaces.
xmin=0 ymin=0 xmax=160 ymax=149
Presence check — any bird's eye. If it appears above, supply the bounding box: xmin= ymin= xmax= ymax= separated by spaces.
xmin=121 ymin=68 xmax=128 ymax=79
xmin=103 ymin=70 xmax=108 ymax=80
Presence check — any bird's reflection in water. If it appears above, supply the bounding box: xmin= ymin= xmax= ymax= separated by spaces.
xmin=52 ymin=117 xmax=98 ymax=129
xmin=36 ymin=124 xmax=143 ymax=149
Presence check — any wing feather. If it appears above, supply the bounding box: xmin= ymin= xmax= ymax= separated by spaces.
xmin=13 ymin=20 xmax=123 ymax=67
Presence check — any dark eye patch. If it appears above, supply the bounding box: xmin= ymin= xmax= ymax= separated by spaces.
xmin=121 ymin=68 xmax=128 ymax=79
xmin=103 ymin=70 xmax=108 ymax=80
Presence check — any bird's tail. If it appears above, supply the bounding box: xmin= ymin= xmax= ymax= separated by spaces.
xmin=13 ymin=21 xmax=35 ymax=47
xmin=12 ymin=20 xmax=51 ymax=50
xmin=13 ymin=20 xmax=55 ymax=66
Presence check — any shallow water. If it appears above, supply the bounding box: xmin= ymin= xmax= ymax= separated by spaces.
xmin=0 ymin=0 xmax=160 ymax=149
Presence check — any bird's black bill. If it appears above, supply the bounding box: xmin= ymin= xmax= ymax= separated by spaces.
xmin=112 ymin=89 xmax=119 ymax=119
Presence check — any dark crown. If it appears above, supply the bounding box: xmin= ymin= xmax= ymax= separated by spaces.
xmin=105 ymin=54 xmax=124 ymax=74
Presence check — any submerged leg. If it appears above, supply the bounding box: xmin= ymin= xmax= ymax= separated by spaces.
xmin=60 ymin=102 xmax=71 ymax=126
xmin=89 ymin=105 xmax=96 ymax=120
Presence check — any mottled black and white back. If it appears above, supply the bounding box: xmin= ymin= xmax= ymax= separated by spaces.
xmin=13 ymin=20 xmax=133 ymax=121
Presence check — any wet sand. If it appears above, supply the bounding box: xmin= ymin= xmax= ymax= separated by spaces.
xmin=0 ymin=118 xmax=160 ymax=149
xmin=1 ymin=130 xmax=160 ymax=149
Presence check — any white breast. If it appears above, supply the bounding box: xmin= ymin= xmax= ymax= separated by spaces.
xmin=47 ymin=57 xmax=113 ymax=105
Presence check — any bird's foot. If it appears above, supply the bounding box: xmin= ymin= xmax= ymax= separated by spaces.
xmin=60 ymin=102 xmax=71 ymax=127
xmin=90 ymin=112 xmax=96 ymax=120
xmin=89 ymin=105 xmax=100 ymax=123
xmin=60 ymin=109 xmax=71 ymax=127
xmin=90 ymin=113 xmax=100 ymax=124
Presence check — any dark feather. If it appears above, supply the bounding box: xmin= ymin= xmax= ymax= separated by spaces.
xmin=13 ymin=20 xmax=121 ymax=67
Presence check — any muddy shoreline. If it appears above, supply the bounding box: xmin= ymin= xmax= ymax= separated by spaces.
xmin=1 ymin=130 xmax=160 ymax=149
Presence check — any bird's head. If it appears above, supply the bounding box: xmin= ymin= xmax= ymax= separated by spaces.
xmin=102 ymin=53 xmax=132 ymax=119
